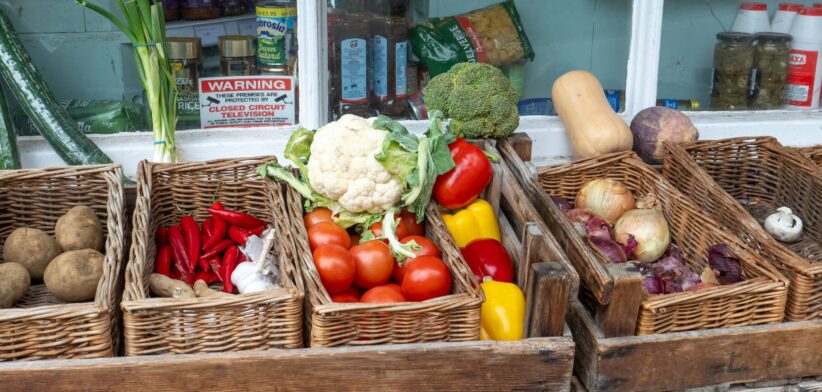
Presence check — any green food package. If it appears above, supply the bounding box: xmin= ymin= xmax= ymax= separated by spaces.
xmin=410 ymin=0 xmax=534 ymax=78
xmin=13 ymin=99 xmax=146 ymax=136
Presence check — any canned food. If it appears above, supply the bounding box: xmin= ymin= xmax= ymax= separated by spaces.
xmin=256 ymin=0 xmax=297 ymax=68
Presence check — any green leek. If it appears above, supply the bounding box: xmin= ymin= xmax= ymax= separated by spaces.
xmin=77 ymin=0 xmax=177 ymax=162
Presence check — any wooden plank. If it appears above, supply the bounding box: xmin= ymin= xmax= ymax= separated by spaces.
xmin=506 ymin=133 xmax=533 ymax=162
xmin=588 ymin=319 xmax=822 ymax=392
xmin=0 ymin=338 xmax=575 ymax=392
xmin=529 ymin=262 xmax=572 ymax=338
xmin=594 ymin=263 xmax=643 ymax=338
xmin=568 ymin=300 xmax=606 ymax=391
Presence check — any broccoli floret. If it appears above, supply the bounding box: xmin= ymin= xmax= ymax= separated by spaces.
xmin=424 ymin=62 xmax=519 ymax=139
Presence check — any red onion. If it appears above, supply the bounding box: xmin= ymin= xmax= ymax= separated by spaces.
xmin=589 ymin=236 xmax=628 ymax=263
xmin=708 ymin=244 xmax=743 ymax=285
xmin=565 ymin=209 xmax=612 ymax=240
xmin=551 ymin=196 xmax=573 ymax=214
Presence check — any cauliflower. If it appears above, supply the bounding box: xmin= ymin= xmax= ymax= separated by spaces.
xmin=258 ymin=113 xmax=455 ymax=229
xmin=307 ymin=115 xmax=403 ymax=213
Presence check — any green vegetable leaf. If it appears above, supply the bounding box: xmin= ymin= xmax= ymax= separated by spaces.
xmin=284 ymin=127 xmax=315 ymax=181
xmin=334 ymin=210 xmax=383 ymax=230
xmin=425 ymin=111 xmax=456 ymax=176
xmin=373 ymin=116 xmax=418 ymax=152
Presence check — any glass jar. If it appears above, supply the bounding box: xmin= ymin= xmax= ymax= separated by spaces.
xmin=750 ymin=32 xmax=791 ymax=109
xmin=167 ymin=37 xmax=203 ymax=129
xmin=181 ymin=0 xmax=221 ymax=20
xmin=163 ymin=0 xmax=180 ymax=21
xmin=222 ymin=0 xmax=249 ymax=16
xmin=711 ymin=32 xmax=754 ymax=110
xmin=369 ymin=16 xmax=409 ymax=117
xmin=219 ymin=35 xmax=257 ymax=76
xmin=256 ymin=0 xmax=297 ymax=71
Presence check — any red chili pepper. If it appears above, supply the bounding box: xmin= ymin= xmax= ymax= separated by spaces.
xmin=207 ymin=256 xmax=223 ymax=282
xmin=222 ymin=246 xmax=240 ymax=293
xmin=211 ymin=201 xmax=225 ymax=210
xmin=168 ymin=225 xmax=194 ymax=284
xmin=460 ymin=238 xmax=514 ymax=283
xmin=195 ymin=269 xmax=220 ymax=284
xmin=198 ymin=256 xmax=211 ymax=272
xmin=155 ymin=246 xmax=172 ymax=277
xmin=249 ymin=226 xmax=265 ymax=236
xmin=155 ymin=226 xmax=169 ymax=248
xmin=180 ymin=215 xmax=200 ymax=274
xmin=169 ymin=267 xmax=181 ymax=280
xmin=208 ymin=208 xmax=265 ymax=230
xmin=433 ymin=137 xmax=494 ymax=210
xmin=203 ymin=218 xmax=215 ymax=237
xmin=200 ymin=225 xmax=210 ymax=248
xmin=203 ymin=217 xmax=226 ymax=250
xmin=228 ymin=225 xmax=252 ymax=245
xmin=200 ymin=239 xmax=233 ymax=259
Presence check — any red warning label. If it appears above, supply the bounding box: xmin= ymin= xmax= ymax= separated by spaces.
xmin=199 ymin=76 xmax=295 ymax=128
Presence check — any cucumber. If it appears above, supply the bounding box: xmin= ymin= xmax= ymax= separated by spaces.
xmin=0 ymin=84 xmax=20 ymax=169
xmin=0 ymin=10 xmax=111 ymax=165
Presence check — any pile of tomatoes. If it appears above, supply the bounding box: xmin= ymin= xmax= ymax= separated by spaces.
xmin=304 ymin=208 xmax=453 ymax=303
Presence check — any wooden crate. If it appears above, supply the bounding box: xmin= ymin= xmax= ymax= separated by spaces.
xmin=568 ymin=297 xmax=822 ymax=392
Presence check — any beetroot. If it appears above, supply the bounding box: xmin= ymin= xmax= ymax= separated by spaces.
xmin=630 ymin=107 xmax=699 ymax=164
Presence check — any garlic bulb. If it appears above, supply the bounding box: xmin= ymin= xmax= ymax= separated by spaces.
xmin=764 ymin=207 xmax=803 ymax=243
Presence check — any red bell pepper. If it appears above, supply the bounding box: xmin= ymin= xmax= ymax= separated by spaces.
xmin=168 ymin=225 xmax=194 ymax=284
xmin=155 ymin=246 xmax=172 ymax=277
xmin=222 ymin=246 xmax=240 ymax=293
xmin=208 ymin=208 xmax=265 ymax=230
xmin=180 ymin=215 xmax=200 ymax=274
xmin=461 ymin=238 xmax=514 ymax=283
xmin=433 ymin=138 xmax=493 ymax=210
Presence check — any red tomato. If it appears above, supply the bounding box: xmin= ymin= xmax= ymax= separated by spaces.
xmin=384 ymin=283 xmax=402 ymax=293
xmin=392 ymin=263 xmax=407 ymax=283
xmin=308 ymin=222 xmax=351 ymax=250
xmin=360 ymin=285 xmax=407 ymax=303
xmin=345 ymin=286 xmax=361 ymax=297
xmin=401 ymin=256 xmax=452 ymax=301
xmin=369 ymin=218 xmax=409 ymax=240
xmin=331 ymin=292 xmax=360 ymax=303
xmin=312 ymin=245 xmax=356 ymax=294
xmin=304 ymin=208 xmax=333 ymax=229
xmin=350 ymin=240 xmax=395 ymax=289
xmin=401 ymin=236 xmax=441 ymax=258
xmin=400 ymin=209 xmax=425 ymax=237
xmin=392 ymin=236 xmax=441 ymax=283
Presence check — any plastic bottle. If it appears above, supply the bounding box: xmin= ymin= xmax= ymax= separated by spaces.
xmin=730 ymin=2 xmax=770 ymax=34
xmin=771 ymin=3 xmax=804 ymax=34
xmin=785 ymin=7 xmax=822 ymax=109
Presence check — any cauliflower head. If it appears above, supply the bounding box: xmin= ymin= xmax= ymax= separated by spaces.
xmin=307 ymin=115 xmax=403 ymax=213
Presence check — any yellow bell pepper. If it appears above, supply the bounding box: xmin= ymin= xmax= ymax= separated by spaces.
xmin=442 ymin=199 xmax=500 ymax=248
xmin=480 ymin=279 xmax=525 ymax=341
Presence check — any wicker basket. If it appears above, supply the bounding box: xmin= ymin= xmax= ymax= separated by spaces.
xmin=508 ymin=151 xmax=787 ymax=335
xmin=122 ymin=157 xmax=304 ymax=356
xmin=663 ymin=137 xmax=822 ymax=321
xmin=0 ymin=165 xmax=126 ymax=361
xmin=796 ymin=145 xmax=822 ymax=168
xmin=279 ymin=180 xmax=483 ymax=347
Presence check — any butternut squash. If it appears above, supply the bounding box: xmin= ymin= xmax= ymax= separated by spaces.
xmin=552 ymin=70 xmax=633 ymax=158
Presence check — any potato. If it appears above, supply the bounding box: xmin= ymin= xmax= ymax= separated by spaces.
xmin=55 ymin=206 xmax=104 ymax=252
xmin=0 ymin=262 xmax=30 ymax=308
xmin=43 ymin=249 xmax=104 ymax=302
xmin=193 ymin=279 xmax=231 ymax=298
xmin=149 ymin=274 xmax=195 ymax=299
xmin=3 ymin=227 xmax=62 ymax=279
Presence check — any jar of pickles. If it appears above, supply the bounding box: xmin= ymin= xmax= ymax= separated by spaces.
xmin=711 ymin=32 xmax=754 ymax=110
xmin=750 ymin=32 xmax=791 ymax=109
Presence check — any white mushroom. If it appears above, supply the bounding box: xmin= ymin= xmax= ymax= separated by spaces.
xmin=763 ymin=207 xmax=803 ymax=243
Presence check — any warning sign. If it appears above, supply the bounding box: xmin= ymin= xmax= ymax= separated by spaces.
xmin=198 ymin=76 xmax=296 ymax=128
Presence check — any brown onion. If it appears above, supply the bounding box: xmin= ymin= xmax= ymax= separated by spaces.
xmin=614 ymin=195 xmax=670 ymax=262
xmin=574 ymin=179 xmax=636 ymax=224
